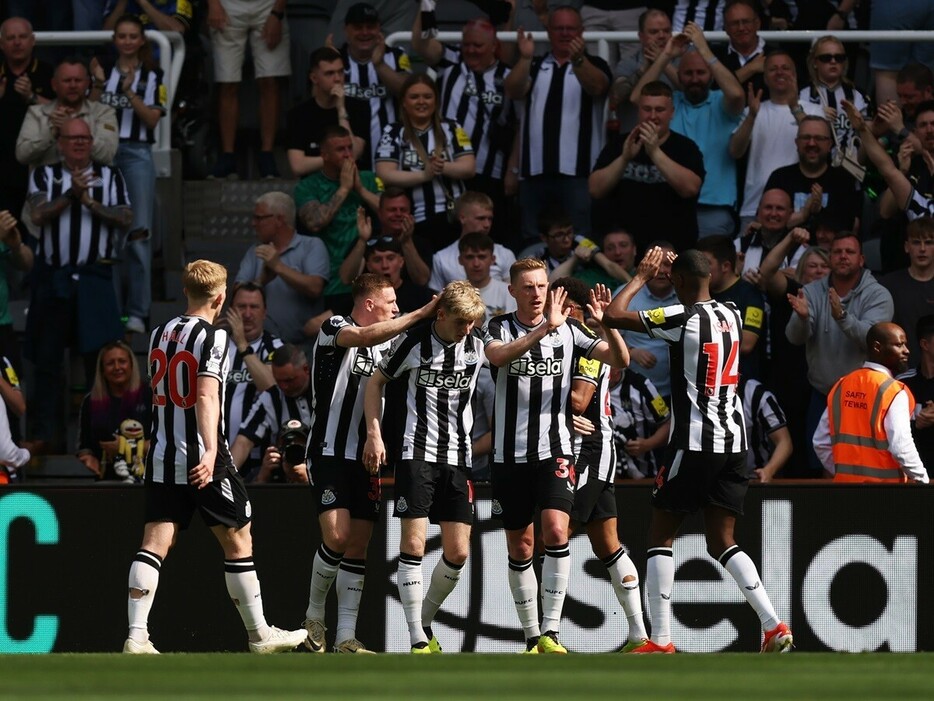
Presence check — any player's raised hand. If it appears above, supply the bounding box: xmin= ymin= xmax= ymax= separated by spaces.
xmin=587 ymin=283 xmax=612 ymax=323
xmin=545 ymin=287 xmax=570 ymax=329
xmin=635 ymin=246 xmax=665 ymax=283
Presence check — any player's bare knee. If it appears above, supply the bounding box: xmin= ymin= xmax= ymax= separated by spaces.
xmin=324 ymin=530 xmax=349 ymax=553
xmin=443 ymin=544 xmax=469 ymax=566
xmin=540 ymin=522 xmax=568 ymax=547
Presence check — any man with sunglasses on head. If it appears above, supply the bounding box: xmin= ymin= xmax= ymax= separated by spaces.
xmin=763 ymin=115 xmax=861 ymax=232
xmin=236 ymin=192 xmax=330 ymax=346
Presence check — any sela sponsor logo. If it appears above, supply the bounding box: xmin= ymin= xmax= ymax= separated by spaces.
xmin=480 ymin=90 xmax=503 ymax=105
xmin=344 ymin=83 xmax=388 ymax=100
xmin=508 ymin=357 xmax=562 ymax=377
xmin=321 ymin=489 xmax=336 ymax=505
xmin=417 ymin=368 xmax=472 ymax=389
xmin=353 ymin=354 xmax=375 ymax=377
xmin=228 ymin=368 xmax=254 ymax=384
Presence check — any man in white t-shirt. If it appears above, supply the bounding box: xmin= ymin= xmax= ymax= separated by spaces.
xmin=428 ymin=191 xmax=516 ymax=291
xmin=729 ymin=50 xmax=822 ymax=233
xmin=458 ymin=231 xmax=516 ymax=325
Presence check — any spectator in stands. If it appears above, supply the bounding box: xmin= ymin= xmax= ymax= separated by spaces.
xmin=617 ymin=240 xmax=678 ymax=401
xmin=327 ymin=0 xmax=419 ymax=47
xmin=0 ymin=17 xmax=52 ymax=219
xmin=103 ymin=0 xmax=193 ymax=33
xmin=231 ymin=343 xmax=311 ymax=483
xmin=339 ymin=3 xmax=411 ymax=166
xmin=870 ymin=1 xmax=934 ymax=105
xmin=505 ymin=5 xmax=611 ymax=243
xmin=16 ymin=56 xmax=118 ymax=167
xmin=786 ymin=231 xmax=894 ymax=473
xmin=896 ymin=63 xmax=934 ymax=130
xmin=458 ymin=231 xmax=516 ymax=325
xmin=749 ymin=227 xmax=827 ymax=477
xmin=590 ymin=80 xmax=704 ymax=253
xmin=360 ymin=235 xmax=432 ymax=314
xmin=799 ymin=35 xmax=868 ymax=161
xmin=731 ymin=51 xmax=823 ymax=234
xmin=610 ymin=9 xmax=674 ymax=135
xmin=207 ymin=0 xmax=289 ymax=179
xmin=375 ymin=73 xmax=476 ymax=252
xmin=520 ymin=205 xmax=577 ymax=276
xmin=235 ymin=192 xmax=329 ymax=346
xmin=221 ymin=281 xmax=281 ymax=479
xmin=631 ymin=24 xmax=744 ymax=238
xmin=610 ymin=366 xmax=669 ymax=480
xmin=763 ymin=116 xmax=862 ymax=232
xmin=696 ymin=234 xmax=766 ymax=380
xmin=881 ymin=217 xmax=934 ymax=356
xmin=412 ymin=6 xmax=517 ymax=243
xmin=670 ymin=0 xmax=724 ymax=33
xmin=294 ymin=125 xmax=382 ymax=315
xmin=877 ymin=100 xmax=934 ymax=223
xmin=25 ymin=117 xmax=131 ymax=454
xmin=737 ymin=189 xmax=805 ymax=275
xmin=713 ymin=0 xmax=771 ymax=98
xmin=89 ymin=14 xmax=165 ymax=335
xmin=336 ymin=189 xmax=430 ymax=292
xmin=814 ymin=322 xmax=928 ymax=484
xmin=548 ymin=228 xmax=635 ymax=288
xmin=0 ymin=211 xmax=31 ymax=432
xmin=286 ymin=47 xmax=370 ymax=177
xmin=76 ymin=339 xmax=150 ymax=479
xmin=428 ymin=191 xmax=515 ymax=291
xmin=739 ymin=375 xmax=792 ymax=483
xmin=899 ymin=313 xmax=934 ymax=479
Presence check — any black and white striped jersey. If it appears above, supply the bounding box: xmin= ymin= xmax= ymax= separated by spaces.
xmin=147 ymin=315 xmax=233 ymax=484
xmin=639 ymin=300 xmax=747 ymax=454
xmin=519 ymin=53 xmax=611 ymax=178
xmin=435 ymin=45 xmax=515 ymax=179
xmin=484 ymin=314 xmax=600 ymax=462
xmin=739 ymin=376 xmax=787 ymax=472
xmin=375 ymin=118 xmax=474 ymax=222
xmin=224 ymin=331 xmax=284 ymax=447
xmin=671 ymin=0 xmax=726 ymax=32
xmin=97 ymin=57 xmax=166 ymax=143
xmin=238 ymin=383 xmax=312 ymax=452
xmin=28 ymin=162 xmax=129 ymax=267
xmin=378 ymin=323 xmax=485 ymax=468
xmin=610 ymin=368 xmax=670 ymax=478
xmin=308 ymin=315 xmax=393 ymax=461
xmin=340 ymin=45 xmax=411 ymax=164
xmin=572 ymin=355 xmax=614 ymax=484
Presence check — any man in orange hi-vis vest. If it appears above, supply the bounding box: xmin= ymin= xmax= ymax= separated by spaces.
xmin=813 ymin=322 xmax=930 ymax=484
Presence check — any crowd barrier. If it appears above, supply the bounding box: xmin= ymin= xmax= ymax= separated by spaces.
xmin=1 ymin=483 xmax=930 ymax=653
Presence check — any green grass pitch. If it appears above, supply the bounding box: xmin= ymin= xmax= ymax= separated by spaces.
xmin=1 ymin=653 xmax=932 ymax=700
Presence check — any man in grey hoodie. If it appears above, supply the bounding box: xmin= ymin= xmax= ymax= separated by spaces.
xmin=786 ymin=231 xmax=894 ymax=473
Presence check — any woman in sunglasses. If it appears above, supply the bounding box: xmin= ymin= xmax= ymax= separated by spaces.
xmin=375 ymin=74 xmax=476 ymax=253
xmin=799 ymin=35 xmax=868 ymax=159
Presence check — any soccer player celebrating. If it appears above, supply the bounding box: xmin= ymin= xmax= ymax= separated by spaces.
xmin=552 ymin=277 xmax=650 ymax=653
xmin=363 ymin=281 xmax=487 ymax=653
xmin=484 ymin=258 xmax=629 ymax=654
xmin=603 ymin=247 xmax=793 ymax=653
xmin=124 ymin=260 xmax=305 ymax=654
xmin=303 ymin=273 xmax=438 ymax=654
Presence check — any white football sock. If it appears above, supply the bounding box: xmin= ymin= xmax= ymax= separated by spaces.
xmin=646 ymin=547 xmax=674 ymax=646
xmin=604 ymin=547 xmax=647 ymax=642
xmin=306 ymin=543 xmax=343 ymax=621
xmin=507 ymin=556 xmax=541 ymax=641
xmin=540 ymin=543 xmax=570 ymax=635
xmin=422 ymin=556 xmax=464 ymax=628
xmin=127 ymin=550 xmax=162 ymax=643
xmin=398 ymin=553 xmax=428 ymax=646
xmin=719 ymin=546 xmax=780 ymax=631
xmin=225 ymin=558 xmax=270 ymax=643
xmin=335 ymin=558 xmax=365 ymax=644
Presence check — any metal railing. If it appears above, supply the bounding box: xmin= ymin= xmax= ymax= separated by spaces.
xmin=33 ymin=30 xmax=186 ymax=177
xmin=386 ymin=28 xmax=934 ymax=60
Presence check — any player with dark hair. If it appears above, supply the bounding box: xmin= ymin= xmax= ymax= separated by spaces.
xmin=551 ymin=277 xmax=650 ymax=652
xmin=604 ymin=247 xmax=793 ymax=653
xmin=124 ymin=260 xmax=305 ymax=654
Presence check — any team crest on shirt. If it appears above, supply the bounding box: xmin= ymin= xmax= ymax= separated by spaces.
xmin=542 ymin=331 xmax=563 ymax=347
xmin=352 ymin=354 xmax=375 ymax=376
xmin=464 ymin=349 xmax=479 ymax=365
